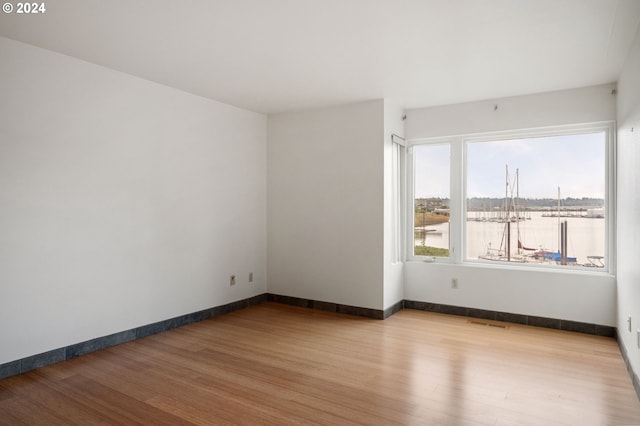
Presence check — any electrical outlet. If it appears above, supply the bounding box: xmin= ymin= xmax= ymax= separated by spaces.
xmin=249 ymin=272 xmax=253 ymax=283
xmin=451 ymin=278 xmax=458 ymax=289
xmin=230 ymin=275 xmax=236 ymax=286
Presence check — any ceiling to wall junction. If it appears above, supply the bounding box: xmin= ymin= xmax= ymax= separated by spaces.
xmin=1 ymin=0 xmax=639 ymax=114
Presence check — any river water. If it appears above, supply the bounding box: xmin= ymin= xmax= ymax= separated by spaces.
xmin=418 ymin=212 xmax=606 ymax=268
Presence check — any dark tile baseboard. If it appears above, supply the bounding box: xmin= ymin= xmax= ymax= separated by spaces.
xmin=384 ymin=300 xmax=405 ymax=319
xmin=0 ymin=294 xmax=266 ymax=380
xmin=266 ymin=295 xmax=616 ymax=337
xmin=618 ymin=330 xmax=640 ymax=401
xmin=403 ymin=300 xmax=617 ymax=337
xmin=267 ymin=293 xmax=387 ymax=319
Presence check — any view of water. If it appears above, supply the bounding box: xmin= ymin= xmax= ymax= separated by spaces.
xmin=418 ymin=212 xmax=606 ymax=268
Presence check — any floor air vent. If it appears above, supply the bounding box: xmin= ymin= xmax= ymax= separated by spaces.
xmin=467 ymin=319 xmax=509 ymax=329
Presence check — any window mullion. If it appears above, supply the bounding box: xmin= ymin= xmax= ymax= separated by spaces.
xmin=450 ymin=138 xmax=464 ymax=263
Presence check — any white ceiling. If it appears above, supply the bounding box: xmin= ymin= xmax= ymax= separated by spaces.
xmin=1 ymin=0 xmax=639 ymax=114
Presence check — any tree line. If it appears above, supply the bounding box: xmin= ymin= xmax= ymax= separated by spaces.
xmin=415 ymin=197 xmax=604 ymax=212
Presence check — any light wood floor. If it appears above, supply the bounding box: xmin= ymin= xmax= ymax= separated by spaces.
xmin=1 ymin=302 xmax=639 ymax=425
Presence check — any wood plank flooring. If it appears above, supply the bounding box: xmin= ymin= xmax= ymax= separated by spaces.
xmin=1 ymin=302 xmax=639 ymax=425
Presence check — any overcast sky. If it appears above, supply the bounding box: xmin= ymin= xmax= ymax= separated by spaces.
xmin=414 ymin=132 xmax=606 ymax=199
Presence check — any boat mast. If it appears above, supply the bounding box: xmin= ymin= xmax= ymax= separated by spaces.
xmin=505 ymin=165 xmax=509 ymax=223
xmin=516 ymin=168 xmax=520 ymax=254
xmin=504 ymin=165 xmax=509 ymax=259
xmin=557 ymin=186 xmax=561 ymax=252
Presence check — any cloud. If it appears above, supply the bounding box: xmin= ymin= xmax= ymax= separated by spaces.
xmin=414 ymin=131 xmax=606 ymax=200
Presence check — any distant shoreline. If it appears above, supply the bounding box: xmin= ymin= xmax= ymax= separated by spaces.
xmin=416 ymin=197 xmax=605 ymax=212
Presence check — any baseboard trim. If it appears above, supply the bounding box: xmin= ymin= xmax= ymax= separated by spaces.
xmin=265 ymin=295 xmax=617 ymax=337
xmin=618 ymin=330 xmax=640 ymax=401
xmin=0 ymin=294 xmax=267 ymax=380
xmin=266 ymin=293 xmax=386 ymax=319
xmin=403 ymin=300 xmax=616 ymax=337
xmin=384 ymin=300 xmax=405 ymax=319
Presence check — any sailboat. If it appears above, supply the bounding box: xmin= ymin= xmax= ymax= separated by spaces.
xmin=479 ymin=170 xmax=577 ymax=265
xmin=479 ymin=165 xmax=531 ymax=263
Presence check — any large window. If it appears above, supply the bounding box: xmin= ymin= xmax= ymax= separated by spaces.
xmin=409 ymin=123 xmax=614 ymax=271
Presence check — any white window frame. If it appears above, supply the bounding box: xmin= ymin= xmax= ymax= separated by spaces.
xmin=407 ymin=136 xmax=459 ymax=263
xmin=391 ymin=135 xmax=406 ymax=264
xmin=407 ymin=121 xmax=616 ymax=274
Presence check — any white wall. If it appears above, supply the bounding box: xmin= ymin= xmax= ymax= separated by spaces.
xmin=404 ymin=84 xmax=617 ymax=325
xmin=0 ymin=37 xmax=267 ymax=364
xmin=383 ymin=100 xmax=404 ymax=310
xmin=404 ymin=263 xmax=615 ymax=325
xmin=406 ymin=83 xmax=616 ymax=138
xmin=617 ymin=27 xmax=640 ymax=376
xmin=267 ymin=100 xmax=384 ymax=310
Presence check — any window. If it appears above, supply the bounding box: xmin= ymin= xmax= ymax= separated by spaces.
xmin=409 ymin=123 xmax=614 ymax=271
xmin=412 ymin=143 xmax=451 ymax=257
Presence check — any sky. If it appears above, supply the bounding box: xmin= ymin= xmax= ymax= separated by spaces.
xmin=414 ymin=132 xmax=606 ymax=199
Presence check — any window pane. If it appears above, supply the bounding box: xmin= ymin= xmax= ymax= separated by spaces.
xmin=466 ymin=132 xmax=606 ymax=269
xmin=414 ymin=144 xmax=450 ymax=257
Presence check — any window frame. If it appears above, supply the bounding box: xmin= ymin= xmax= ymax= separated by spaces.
xmin=407 ymin=136 xmax=458 ymax=263
xmin=390 ymin=135 xmax=406 ymax=264
xmin=407 ymin=121 xmax=616 ymax=274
